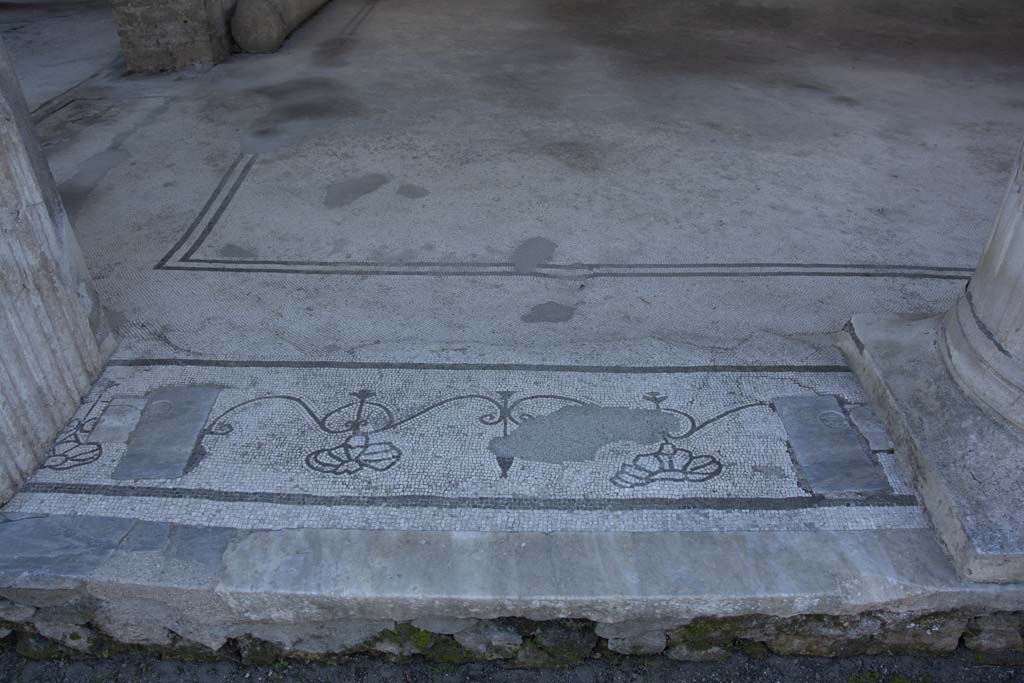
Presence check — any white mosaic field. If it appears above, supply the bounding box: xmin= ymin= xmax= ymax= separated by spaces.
xmin=5 ymin=364 xmax=924 ymax=533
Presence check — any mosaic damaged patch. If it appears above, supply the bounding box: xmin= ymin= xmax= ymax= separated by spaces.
xmin=7 ymin=361 xmax=923 ymax=533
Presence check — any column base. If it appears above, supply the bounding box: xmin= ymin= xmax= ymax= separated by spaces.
xmin=839 ymin=313 xmax=1024 ymax=583
xmin=944 ymin=294 xmax=1024 ymax=432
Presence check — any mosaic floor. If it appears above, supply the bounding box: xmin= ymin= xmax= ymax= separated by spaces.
xmin=10 ymin=0 xmax=1024 ymax=536
xmin=31 ymin=0 xmax=1023 ymax=368
xmin=4 ymin=363 xmax=922 ymax=532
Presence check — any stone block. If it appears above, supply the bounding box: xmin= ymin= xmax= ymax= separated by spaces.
xmin=530 ymin=621 xmax=598 ymax=662
xmin=411 ymin=616 xmax=477 ymax=635
xmin=964 ymin=614 xmax=1024 ymax=653
xmin=0 ymin=599 xmax=36 ymax=624
xmin=605 ymin=630 xmax=667 ymax=655
xmin=0 ymin=515 xmax=135 ymax=579
xmin=34 ymin=621 xmax=97 ymax=653
xmin=109 ymin=0 xmax=236 ymax=73
xmin=453 ymin=622 xmax=522 ymax=659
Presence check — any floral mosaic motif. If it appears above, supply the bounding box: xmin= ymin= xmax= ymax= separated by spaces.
xmin=610 ymin=439 xmax=723 ymax=488
xmin=608 ymin=392 xmax=766 ymax=488
xmin=41 ymin=400 xmax=103 ymax=471
xmin=200 ymin=388 xmax=768 ymax=482
xmin=305 ymin=433 xmax=403 ymax=475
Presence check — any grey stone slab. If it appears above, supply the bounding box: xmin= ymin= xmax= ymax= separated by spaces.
xmin=212 ymin=525 xmax=1024 ymax=624
xmin=164 ymin=525 xmax=237 ymax=570
xmin=3 ymin=519 xmax=1024 ymax=647
xmin=89 ymin=398 xmax=147 ymax=443
xmin=118 ymin=521 xmax=172 ymax=552
xmin=112 ymin=386 xmax=220 ymax=480
xmin=848 ymin=405 xmax=896 ymax=452
xmin=841 ymin=314 xmax=1024 ymax=583
xmin=114 ymin=522 xmax=235 ymax=576
xmin=0 ymin=515 xmax=134 ymax=578
xmin=773 ymin=395 xmax=889 ymax=494
xmin=0 ymin=512 xmax=47 ymax=524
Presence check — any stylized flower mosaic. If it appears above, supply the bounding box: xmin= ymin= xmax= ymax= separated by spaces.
xmin=610 ymin=439 xmax=722 ymax=488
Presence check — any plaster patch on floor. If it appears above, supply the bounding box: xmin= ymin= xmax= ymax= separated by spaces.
xmin=521 ymin=302 xmax=576 ymax=322
xmin=324 ymin=173 xmax=389 ymax=208
xmin=488 ymin=405 xmax=680 ymax=464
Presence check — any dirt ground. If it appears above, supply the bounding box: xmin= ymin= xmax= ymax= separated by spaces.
xmin=3 ymin=640 xmax=1024 ymax=683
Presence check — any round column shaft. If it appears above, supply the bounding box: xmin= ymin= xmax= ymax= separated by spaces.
xmin=944 ymin=139 xmax=1024 ymax=429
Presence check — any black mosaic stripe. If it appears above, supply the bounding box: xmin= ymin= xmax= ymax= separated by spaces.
xmin=107 ymin=358 xmax=853 ymax=373
xmin=20 ymin=482 xmax=918 ymax=512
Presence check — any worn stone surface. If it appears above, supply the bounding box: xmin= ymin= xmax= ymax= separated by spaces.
xmin=840 ymin=315 xmax=1024 ymax=583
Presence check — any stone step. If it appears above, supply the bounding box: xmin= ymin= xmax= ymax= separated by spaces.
xmin=5 ymin=360 xmax=1020 ymax=659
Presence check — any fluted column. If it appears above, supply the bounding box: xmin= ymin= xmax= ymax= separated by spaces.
xmin=0 ymin=38 xmax=113 ymax=503
xmin=943 ymin=141 xmax=1024 ymax=430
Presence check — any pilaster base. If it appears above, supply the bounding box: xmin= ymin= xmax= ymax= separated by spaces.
xmin=839 ymin=314 xmax=1024 ymax=583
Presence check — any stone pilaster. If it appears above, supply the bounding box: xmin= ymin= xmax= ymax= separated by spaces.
xmin=0 ymin=38 xmax=113 ymax=503
xmin=943 ymin=141 xmax=1024 ymax=430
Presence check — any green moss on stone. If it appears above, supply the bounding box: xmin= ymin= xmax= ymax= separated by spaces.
xmin=15 ymin=633 xmax=76 ymax=661
xmin=374 ymin=623 xmax=437 ymax=655
xmin=424 ymin=635 xmax=475 ymax=664
xmin=667 ymin=616 xmax=756 ymax=650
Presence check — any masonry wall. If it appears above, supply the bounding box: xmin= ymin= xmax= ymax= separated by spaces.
xmin=109 ymin=0 xmax=238 ymax=72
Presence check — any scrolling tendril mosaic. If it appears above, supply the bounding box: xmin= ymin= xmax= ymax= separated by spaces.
xmin=199 ymin=389 xmax=769 ymax=485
